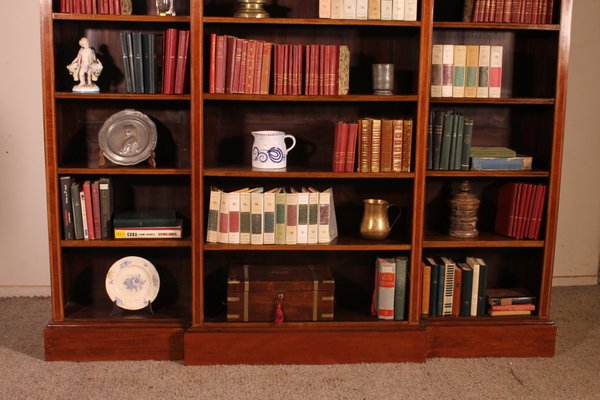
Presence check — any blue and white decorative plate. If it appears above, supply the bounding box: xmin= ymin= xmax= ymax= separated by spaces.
xmin=105 ymin=256 xmax=160 ymax=310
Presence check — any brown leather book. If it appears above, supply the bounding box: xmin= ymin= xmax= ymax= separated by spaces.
xmin=380 ymin=119 xmax=393 ymax=172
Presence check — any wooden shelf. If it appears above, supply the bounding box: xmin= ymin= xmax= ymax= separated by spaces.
xmin=61 ymin=238 xmax=192 ymax=248
xmin=433 ymin=21 xmax=561 ymax=31
xmin=426 ymin=170 xmax=549 ymax=178
xmin=203 ymin=94 xmax=419 ymax=102
xmin=423 ymin=230 xmax=544 ymax=248
xmin=55 ymin=92 xmax=190 ymax=101
xmin=204 ymin=167 xmax=414 ymax=179
xmin=53 ymin=13 xmax=190 ymax=23
xmin=58 ymin=167 xmax=191 ymax=175
xmin=429 ymin=97 xmax=555 ymax=105
xmin=203 ymin=16 xmax=421 ymax=27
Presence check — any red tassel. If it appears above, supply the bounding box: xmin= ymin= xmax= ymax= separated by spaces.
xmin=274 ymin=295 xmax=284 ymax=325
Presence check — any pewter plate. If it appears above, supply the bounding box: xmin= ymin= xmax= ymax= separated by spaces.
xmin=98 ymin=109 xmax=157 ymax=166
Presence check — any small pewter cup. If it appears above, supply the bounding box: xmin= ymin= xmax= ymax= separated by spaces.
xmin=372 ymin=63 xmax=394 ymax=95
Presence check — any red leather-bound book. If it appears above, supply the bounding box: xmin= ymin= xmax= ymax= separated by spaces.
xmin=332 ymin=44 xmax=340 ymax=95
xmin=91 ymin=180 xmax=102 ymax=239
xmin=494 ymin=182 xmax=519 ymax=237
xmin=238 ymin=39 xmax=249 ymax=94
xmin=174 ymin=30 xmax=190 ymax=94
xmin=244 ymin=40 xmax=257 ymax=94
xmin=253 ymin=41 xmax=264 ymax=95
xmin=208 ymin=33 xmax=217 ymax=94
xmin=162 ymin=28 xmax=178 ymax=94
xmin=82 ymin=181 xmax=95 ymax=240
xmin=113 ymin=0 xmax=121 ymax=14
xmin=380 ymin=119 xmax=393 ymax=172
xmin=334 ymin=122 xmax=349 ymax=172
xmin=231 ymin=38 xmax=244 ymax=94
xmin=532 ymin=184 xmax=547 ymax=239
xmin=225 ymin=35 xmax=237 ymax=93
xmin=344 ymin=122 xmax=358 ymax=172
xmin=260 ymin=42 xmax=272 ymax=94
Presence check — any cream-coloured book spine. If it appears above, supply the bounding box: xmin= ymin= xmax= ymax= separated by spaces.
xmin=452 ymin=45 xmax=467 ymax=98
xmin=319 ymin=0 xmax=331 ymax=18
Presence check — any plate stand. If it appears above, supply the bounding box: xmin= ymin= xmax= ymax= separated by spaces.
xmin=98 ymin=150 xmax=156 ymax=168
xmin=109 ymin=301 xmax=155 ymax=317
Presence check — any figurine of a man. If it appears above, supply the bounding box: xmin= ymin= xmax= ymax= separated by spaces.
xmin=67 ymin=37 xmax=103 ymax=93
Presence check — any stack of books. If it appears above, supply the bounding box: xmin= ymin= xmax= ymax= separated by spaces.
xmin=319 ymin=0 xmax=418 ymax=21
xmin=495 ymin=182 xmax=547 ymax=240
xmin=464 ymin=0 xmax=555 ymax=24
xmin=206 ymin=187 xmax=338 ymax=245
xmin=59 ymin=0 xmax=125 ymax=14
xmin=470 ymin=146 xmax=533 ymax=171
xmin=346 ymin=118 xmax=413 ymax=173
xmin=487 ymin=288 xmax=536 ymax=316
xmin=120 ymin=29 xmax=190 ymax=95
xmin=431 ymin=44 xmax=503 ymax=99
xmin=59 ymin=176 xmax=113 ymax=240
xmin=113 ymin=210 xmax=183 ymax=239
xmin=421 ymin=256 xmax=488 ymax=318
xmin=371 ymin=256 xmax=409 ymax=321
xmin=427 ymin=111 xmax=473 ymax=170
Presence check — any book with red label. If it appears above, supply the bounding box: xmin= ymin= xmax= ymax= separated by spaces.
xmin=489 ymin=45 xmax=503 ymax=98
xmin=217 ymin=192 xmax=230 ymax=244
xmin=373 ymin=257 xmax=396 ymax=320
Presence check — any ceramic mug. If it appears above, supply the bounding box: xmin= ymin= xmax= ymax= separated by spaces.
xmin=251 ymin=130 xmax=296 ymax=169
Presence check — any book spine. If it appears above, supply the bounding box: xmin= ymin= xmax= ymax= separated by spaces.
xmin=370 ymin=119 xmax=382 ymax=173
xmin=459 ymin=265 xmax=473 ymax=317
xmin=239 ymin=192 xmax=252 ymax=245
xmin=253 ymin=41 xmax=264 ymax=95
xmin=206 ymin=189 xmax=221 ymax=243
xmin=421 ymin=263 xmax=431 ymax=315
xmin=391 ymin=0 xmax=405 ymax=20
xmin=343 ymin=0 xmax=357 ymax=19
xmin=401 ymin=119 xmax=413 ymax=172
xmin=476 ymin=45 xmax=491 ymax=98
xmin=440 ymin=257 xmax=455 ymax=316
xmin=285 ymin=192 xmax=298 ymax=244
xmin=452 ymin=114 xmax=465 ymax=170
xmin=331 ymin=0 xmax=343 ymax=19
xmin=261 ymin=42 xmax=272 ymax=95
xmin=391 ymin=119 xmax=404 ymax=173
xmin=344 ymin=122 xmax=358 ymax=172
xmin=119 ymin=32 xmax=133 ymax=93
xmin=381 ymin=0 xmax=392 ymax=20
xmin=59 ymin=176 xmax=74 ymax=240
xmin=217 ymin=192 xmax=229 ymax=244
xmin=250 ymin=192 xmax=264 ymax=245
xmin=275 ymin=192 xmax=287 ymax=244
xmin=174 ymin=30 xmax=190 ymax=94
xmin=263 ymin=191 xmax=276 ymax=245
xmin=228 ymin=191 xmax=241 ymax=244
xmin=98 ymin=177 xmax=113 ymax=239
xmin=307 ymin=191 xmax=320 ymax=244
xmin=318 ymin=189 xmax=337 ymax=243
xmin=393 ymin=256 xmax=408 ymax=320
xmin=464 ymin=45 xmax=479 ymax=98
xmin=404 ymin=0 xmax=418 ymax=21
xmin=376 ymin=258 xmax=396 ymax=320
xmin=114 ymin=227 xmax=182 ymax=239
xmin=358 ymin=118 xmax=372 ymax=172
xmin=91 ymin=180 xmax=102 ymax=239
xmin=439 ymin=112 xmax=454 ymax=170
xmin=82 ymin=181 xmax=95 ymax=240
xmin=296 ymin=192 xmax=309 ymax=244
xmin=470 ymin=156 xmax=532 ymax=171
xmin=380 ymin=119 xmax=393 ymax=172
xmin=79 ymin=189 xmax=89 ymax=240
xmin=430 ymin=44 xmax=443 ymax=98
xmin=488 ymin=45 xmax=503 ymax=98
xmin=452 ymin=45 xmax=467 ymax=98
xmin=367 ymin=0 xmax=380 ymax=19
xmin=467 ymin=257 xmax=480 ymax=316
xmin=319 ymin=0 xmax=331 ymax=18
xmin=476 ymin=258 xmax=488 ymax=316
xmin=441 ymin=44 xmax=454 ymax=97
xmin=338 ymin=45 xmax=350 ymax=95
xmin=460 ymin=118 xmax=474 ymax=170
xmin=70 ymin=182 xmax=84 ymax=240
xmin=356 ymin=0 xmax=368 ymax=19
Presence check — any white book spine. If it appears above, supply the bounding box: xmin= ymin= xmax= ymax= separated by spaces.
xmin=250 ymin=192 xmax=263 ymax=245
xmin=319 ymin=0 xmax=332 ymax=18
xmin=228 ymin=191 xmax=241 ymax=244
xmin=263 ymin=192 xmax=276 ymax=245
xmin=206 ymin=190 xmax=221 ymax=243
xmin=404 ymin=0 xmax=417 ymax=21
xmin=296 ymin=192 xmax=309 ymax=244
xmin=476 ymin=45 xmax=491 ymax=98
xmin=80 ymin=190 xmax=89 ymax=239
xmin=430 ymin=44 xmax=443 ymax=98
xmin=331 ymin=0 xmax=344 ymax=19
xmin=376 ymin=258 xmax=396 ymax=320
xmin=467 ymin=257 xmax=480 ymax=317
xmin=307 ymin=191 xmax=320 ymax=244
xmin=317 ymin=188 xmax=338 ymax=243
xmin=452 ymin=45 xmax=467 ymax=98
xmin=440 ymin=257 xmax=456 ymax=316
xmin=343 ymin=0 xmax=357 ymax=19
xmin=381 ymin=0 xmax=393 ymax=20
xmin=356 ymin=0 xmax=368 ymax=19
xmin=488 ymin=45 xmax=503 ymax=98
xmin=441 ymin=44 xmax=454 ymax=97
xmin=392 ymin=0 xmax=405 ymax=20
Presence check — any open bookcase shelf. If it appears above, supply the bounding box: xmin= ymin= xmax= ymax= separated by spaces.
xmin=41 ymin=0 xmax=571 ymax=363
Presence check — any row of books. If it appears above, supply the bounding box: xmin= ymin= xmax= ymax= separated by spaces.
xmin=60 ymin=176 xmax=113 ymax=240
xmin=431 ymin=44 xmax=503 ymax=98
xmin=59 ymin=0 xmax=125 ymax=14
xmin=113 ymin=210 xmax=183 ymax=239
xmin=206 ymin=187 xmax=338 ymax=245
xmin=495 ymin=182 xmax=547 ymax=240
xmin=208 ymin=34 xmax=350 ymax=96
xmin=371 ymin=256 xmax=409 ymax=321
xmin=354 ymin=118 xmax=413 ymax=173
xmin=486 ymin=287 xmax=537 ymax=316
xmin=464 ymin=0 xmax=555 ymax=24
xmin=319 ymin=0 xmax=417 ymax=21
xmin=427 ymin=111 xmax=473 ymax=171
xmin=120 ymin=29 xmax=189 ymax=95
xmin=421 ymin=256 xmax=489 ymax=317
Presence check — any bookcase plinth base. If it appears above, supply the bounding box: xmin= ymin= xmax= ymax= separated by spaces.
xmin=184 ymin=327 xmax=427 ymax=365
xmin=426 ymin=320 xmax=557 ymax=358
xmin=44 ymin=323 xmax=185 ymax=361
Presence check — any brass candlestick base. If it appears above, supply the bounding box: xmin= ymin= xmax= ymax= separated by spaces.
xmin=235 ymin=0 xmax=269 ymax=18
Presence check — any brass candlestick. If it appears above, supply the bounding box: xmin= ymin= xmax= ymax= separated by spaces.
xmin=449 ymin=180 xmax=480 ymax=238
xmin=234 ymin=0 xmax=269 ymax=18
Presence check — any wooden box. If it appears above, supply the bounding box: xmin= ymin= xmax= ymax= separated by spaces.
xmin=227 ymin=264 xmax=335 ymax=322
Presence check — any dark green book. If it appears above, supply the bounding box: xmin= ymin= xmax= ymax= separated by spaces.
xmin=119 ymin=31 xmax=133 ymax=93
xmin=98 ymin=177 xmax=113 ymax=239
xmin=461 ymin=118 xmax=474 ymax=170
xmin=448 ymin=112 xmax=460 ymax=171
xmin=427 ymin=111 xmax=434 ymax=169
xmin=393 ymin=256 xmax=408 ymax=321
xmin=113 ymin=210 xmax=178 ymax=228
xmin=132 ymin=31 xmax=144 ymax=94
xmin=433 ymin=111 xmax=444 ymax=170
xmin=142 ymin=33 xmax=152 ymax=94
xmin=60 ymin=176 xmax=74 ymax=240
xmin=458 ymin=263 xmax=473 ymax=317
xmin=70 ymin=181 xmax=84 ymax=240
xmin=439 ymin=111 xmax=454 ymax=170
xmin=476 ymin=257 xmax=489 ymax=316
xmin=453 ymin=113 xmax=465 ymax=170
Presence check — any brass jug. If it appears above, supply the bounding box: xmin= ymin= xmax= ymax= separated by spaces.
xmin=360 ymin=199 xmax=400 ymax=240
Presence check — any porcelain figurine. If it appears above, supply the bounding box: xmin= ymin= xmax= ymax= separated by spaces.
xmin=66 ymin=37 xmax=103 ymax=93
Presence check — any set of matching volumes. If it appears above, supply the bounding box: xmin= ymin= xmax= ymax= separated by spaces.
xmin=121 ymin=29 xmax=189 ymax=95
xmin=486 ymin=288 xmax=536 ymax=316
xmin=495 ymin=182 xmax=547 ymax=240
xmin=431 ymin=44 xmax=503 ymax=98
xmin=113 ymin=210 xmax=183 ymax=239
xmin=464 ymin=0 xmax=555 ymax=24
xmin=208 ymin=33 xmax=350 ymax=96
xmin=206 ymin=187 xmax=338 ymax=245
xmin=59 ymin=0 xmax=124 ymax=14
xmin=371 ymin=256 xmax=409 ymax=321
xmin=208 ymin=34 xmax=273 ymax=95
xmin=319 ymin=0 xmax=417 ymax=21
xmin=352 ymin=118 xmax=413 ymax=173
xmin=427 ymin=111 xmax=473 ymax=170
xmin=421 ymin=256 xmax=488 ymax=317
xmin=59 ymin=176 xmax=113 ymax=240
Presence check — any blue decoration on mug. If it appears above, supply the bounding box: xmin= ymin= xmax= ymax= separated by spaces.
xmin=253 ymin=146 xmax=285 ymax=164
